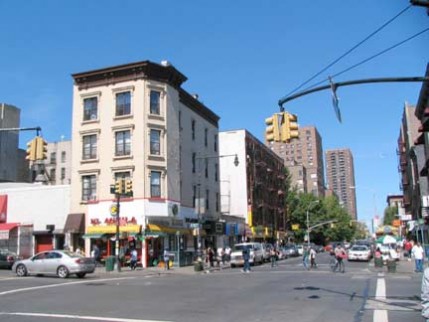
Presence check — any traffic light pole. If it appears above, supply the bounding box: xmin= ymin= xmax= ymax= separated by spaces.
xmin=115 ymin=192 xmax=121 ymax=272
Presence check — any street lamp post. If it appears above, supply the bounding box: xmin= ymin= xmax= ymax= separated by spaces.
xmin=306 ymin=200 xmax=319 ymax=248
xmin=195 ymin=154 xmax=239 ymax=262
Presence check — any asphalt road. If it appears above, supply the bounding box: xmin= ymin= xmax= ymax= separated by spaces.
xmin=0 ymin=253 xmax=423 ymax=322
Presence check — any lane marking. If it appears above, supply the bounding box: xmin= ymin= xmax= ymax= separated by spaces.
xmin=0 ymin=277 xmax=136 ymax=297
xmin=374 ymin=278 xmax=388 ymax=322
xmin=0 ymin=312 xmax=173 ymax=322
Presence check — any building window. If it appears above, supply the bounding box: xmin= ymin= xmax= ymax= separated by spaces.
xmin=82 ymin=175 xmax=96 ymax=201
xmin=83 ymin=97 xmax=98 ymax=121
xmin=150 ymin=90 xmax=160 ymax=115
xmin=192 ymin=153 xmax=196 ymax=173
xmin=216 ymin=192 xmax=220 ymax=212
xmin=179 ymin=111 xmax=182 ymax=129
xmin=61 ymin=168 xmax=66 ymax=180
xmin=150 ymin=171 xmax=161 ymax=198
xmin=204 ymin=128 xmax=208 ymax=147
xmin=61 ymin=151 xmax=66 ymax=163
xmin=116 ymin=92 xmax=131 ymax=116
xmin=191 ymin=120 xmax=195 ymax=140
xmin=50 ymin=152 xmax=56 ymax=164
xmin=205 ymin=159 xmax=208 ymax=178
xmin=114 ymin=171 xmax=130 ymax=181
xmin=115 ymin=130 xmax=131 ymax=156
xmin=150 ymin=129 xmax=161 ymax=155
xmin=50 ymin=169 xmax=56 ymax=181
xmin=215 ymin=163 xmax=218 ymax=182
xmin=214 ymin=135 xmax=218 ymax=152
xmin=206 ymin=189 xmax=209 ymax=210
xmin=82 ymin=134 xmax=97 ymax=160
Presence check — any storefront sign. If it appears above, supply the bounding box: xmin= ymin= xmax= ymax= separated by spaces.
xmin=87 ymin=224 xmax=141 ymax=234
xmin=0 ymin=195 xmax=7 ymax=223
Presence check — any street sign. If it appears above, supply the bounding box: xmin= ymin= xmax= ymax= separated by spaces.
xmin=291 ymin=224 xmax=299 ymax=231
xmin=110 ymin=204 xmax=118 ymax=216
xmin=329 ymin=77 xmax=342 ymax=123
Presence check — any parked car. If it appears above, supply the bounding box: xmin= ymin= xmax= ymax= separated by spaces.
xmin=282 ymin=245 xmax=299 ymax=257
xmin=230 ymin=242 xmax=264 ymax=267
xmin=0 ymin=248 xmax=18 ymax=269
xmin=12 ymin=250 xmax=96 ymax=278
xmin=296 ymin=244 xmax=304 ymax=256
xmin=347 ymin=245 xmax=372 ymax=262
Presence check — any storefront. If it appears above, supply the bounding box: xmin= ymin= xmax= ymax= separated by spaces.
xmin=142 ymin=223 xmax=193 ymax=267
xmin=83 ymin=218 xmax=141 ymax=266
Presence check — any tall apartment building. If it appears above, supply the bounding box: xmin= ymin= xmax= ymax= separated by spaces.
xmin=220 ymin=130 xmax=286 ymax=243
xmin=70 ymin=60 xmax=221 ymax=267
xmin=268 ymin=126 xmax=325 ymax=197
xmin=325 ymin=148 xmax=357 ymax=219
xmin=43 ymin=140 xmax=72 ymax=185
xmin=0 ymin=103 xmax=20 ymax=182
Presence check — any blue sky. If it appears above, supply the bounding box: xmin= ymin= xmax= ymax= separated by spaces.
xmin=1 ymin=0 xmax=428 ymax=231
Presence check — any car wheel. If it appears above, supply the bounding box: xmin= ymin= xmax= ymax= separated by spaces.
xmin=16 ymin=264 xmax=27 ymax=277
xmin=57 ymin=266 xmax=69 ymax=279
xmin=76 ymin=273 xmax=86 ymax=278
xmin=231 ymin=264 xmax=236 ymax=268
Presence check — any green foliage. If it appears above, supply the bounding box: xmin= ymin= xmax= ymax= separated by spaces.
xmin=383 ymin=206 xmax=398 ymax=225
xmin=285 ymin=191 xmax=356 ymax=245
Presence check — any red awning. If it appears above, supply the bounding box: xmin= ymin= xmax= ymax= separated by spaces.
xmin=0 ymin=223 xmax=19 ymax=231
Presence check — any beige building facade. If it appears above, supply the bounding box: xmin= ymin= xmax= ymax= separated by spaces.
xmin=70 ymin=60 xmax=220 ymax=267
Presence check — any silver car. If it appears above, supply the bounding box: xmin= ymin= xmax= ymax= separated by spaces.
xmin=12 ymin=250 xmax=95 ymax=278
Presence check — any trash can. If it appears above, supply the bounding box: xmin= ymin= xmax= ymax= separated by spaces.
xmin=387 ymin=259 xmax=396 ymax=273
xmin=106 ymin=256 xmax=115 ymax=272
xmin=194 ymin=261 xmax=204 ymax=272
xmin=374 ymin=257 xmax=383 ymax=268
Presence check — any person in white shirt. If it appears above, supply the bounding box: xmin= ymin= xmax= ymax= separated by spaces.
xmin=412 ymin=241 xmax=425 ymax=273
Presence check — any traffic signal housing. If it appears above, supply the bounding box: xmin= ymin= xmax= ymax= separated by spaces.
xmin=115 ymin=179 xmax=124 ymax=195
xmin=125 ymin=179 xmax=133 ymax=196
xmin=26 ymin=138 xmax=37 ymax=161
xmin=281 ymin=112 xmax=299 ymax=143
xmin=35 ymin=137 xmax=48 ymax=160
xmin=265 ymin=113 xmax=281 ymax=142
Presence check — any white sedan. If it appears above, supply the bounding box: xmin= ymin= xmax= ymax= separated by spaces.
xmin=347 ymin=245 xmax=372 ymax=262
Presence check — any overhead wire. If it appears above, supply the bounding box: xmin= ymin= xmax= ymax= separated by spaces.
xmin=285 ymin=4 xmax=413 ymax=98
xmin=302 ymin=27 xmax=429 ymax=91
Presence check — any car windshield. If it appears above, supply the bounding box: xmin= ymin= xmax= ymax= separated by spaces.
xmin=351 ymin=246 xmax=368 ymax=251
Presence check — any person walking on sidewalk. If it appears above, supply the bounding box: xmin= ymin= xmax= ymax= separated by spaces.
xmin=163 ymin=249 xmax=170 ymax=270
xmin=412 ymin=242 xmax=425 ymax=273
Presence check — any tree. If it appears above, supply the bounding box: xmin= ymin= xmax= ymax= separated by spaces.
xmin=383 ymin=206 xmax=398 ymax=225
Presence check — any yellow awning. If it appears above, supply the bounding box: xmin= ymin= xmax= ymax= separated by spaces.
xmin=147 ymin=224 xmax=191 ymax=235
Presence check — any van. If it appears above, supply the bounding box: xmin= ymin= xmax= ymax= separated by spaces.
xmin=230 ymin=242 xmax=264 ymax=267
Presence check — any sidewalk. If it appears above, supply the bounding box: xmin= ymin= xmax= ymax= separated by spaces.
xmin=93 ymin=263 xmax=225 ymax=277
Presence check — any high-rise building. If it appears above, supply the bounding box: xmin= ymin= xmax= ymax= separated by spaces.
xmin=0 ymin=103 xmax=20 ymax=182
xmin=268 ymin=126 xmax=325 ymax=197
xmin=325 ymin=148 xmax=357 ymax=219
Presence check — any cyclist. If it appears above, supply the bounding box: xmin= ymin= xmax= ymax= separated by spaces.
xmin=334 ymin=244 xmax=346 ymax=273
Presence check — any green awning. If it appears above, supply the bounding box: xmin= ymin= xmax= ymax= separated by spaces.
xmin=82 ymin=233 xmax=106 ymax=239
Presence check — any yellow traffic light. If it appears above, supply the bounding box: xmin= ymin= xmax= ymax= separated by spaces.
xmin=281 ymin=112 xmax=299 ymax=142
xmin=265 ymin=113 xmax=280 ymax=142
xmin=125 ymin=179 xmax=133 ymax=196
xmin=26 ymin=138 xmax=37 ymax=161
xmin=35 ymin=137 xmax=48 ymax=160
xmin=115 ymin=179 xmax=124 ymax=195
